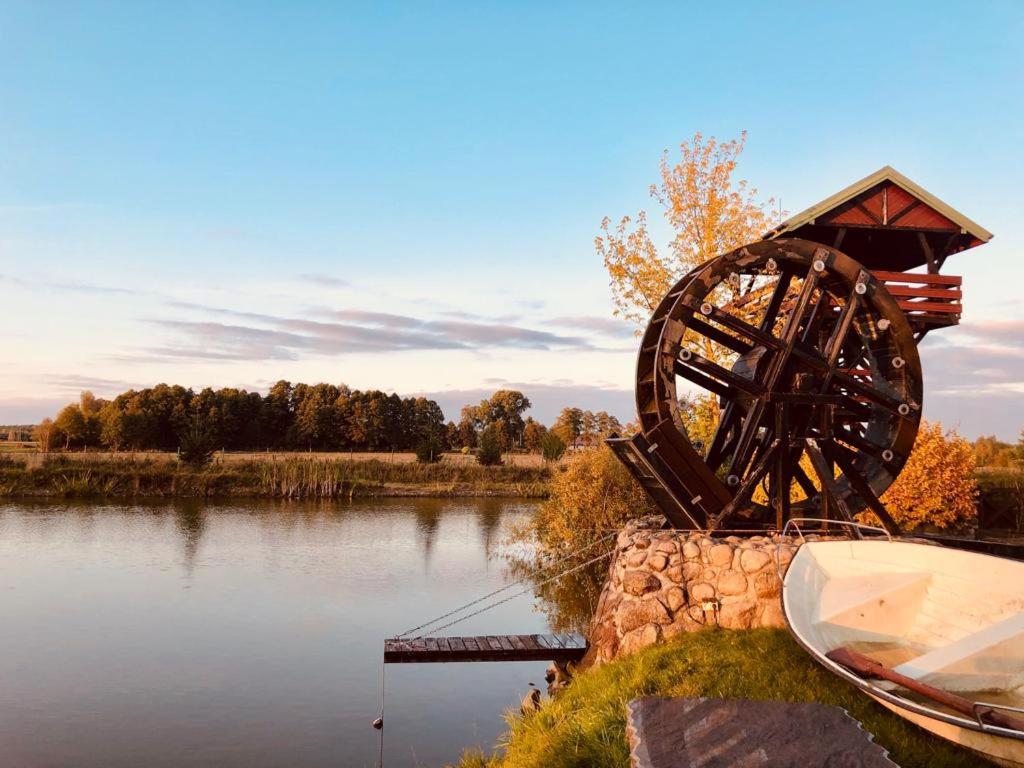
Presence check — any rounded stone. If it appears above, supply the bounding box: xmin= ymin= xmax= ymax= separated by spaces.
xmin=682 ymin=561 xmax=703 ymax=580
xmin=682 ymin=541 xmax=701 ymax=560
xmin=665 ymin=586 xmax=686 ymax=612
xmin=618 ymin=623 xmax=661 ymax=656
xmin=740 ymin=549 xmax=772 ymax=573
xmin=708 ymin=544 xmax=734 ymax=567
xmin=648 ymin=554 xmax=669 ymax=572
xmin=622 ymin=570 xmax=661 ymax=596
xmin=718 ymin=599 xmax=758 ymax=629
xmin=690 ymin=582 xmax=715 ymax=602
xmin=617 ymin=598 xmax=671 ymax=633
xmin=754 ymin=571 xmax=781 ymax=599
xmin=665 ymin=565 xmax=684 ymax=584
xmin=718 ymin=569 xmax=748 ymax=596
xmin=626 ymin=551 xmax=648 ymax=568
xmin=655 ymin=540 xmax=677 ymax=555
xmin=634 ymin=538 xmax=650 ymax=550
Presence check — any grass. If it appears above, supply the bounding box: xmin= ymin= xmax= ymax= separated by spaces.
xmin=0 ymin=455 xmax=550 ymax=499
xmin=455 ymin=629 xmax=989 ymax=768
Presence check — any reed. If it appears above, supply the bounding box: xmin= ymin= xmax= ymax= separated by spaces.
xmin=0 ymin=455 xmax=550 ymax=499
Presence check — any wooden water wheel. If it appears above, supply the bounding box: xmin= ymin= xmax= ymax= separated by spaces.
xmin=614 ymin=238 xmax=923 ymax=532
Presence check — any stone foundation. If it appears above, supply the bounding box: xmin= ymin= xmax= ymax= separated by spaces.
xmin=585 ymin=517 xmax=802 ymax=665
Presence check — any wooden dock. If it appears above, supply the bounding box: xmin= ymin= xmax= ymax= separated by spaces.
xmin=384 ymin=633 xmax=587 ymax=664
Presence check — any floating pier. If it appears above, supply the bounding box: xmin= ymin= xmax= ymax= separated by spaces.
xmin=383 ymin=633 xmax=587 ymax=664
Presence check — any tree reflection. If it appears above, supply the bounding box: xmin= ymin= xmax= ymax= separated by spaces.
xmin=173 ymin=500 xmax=207 ymax=574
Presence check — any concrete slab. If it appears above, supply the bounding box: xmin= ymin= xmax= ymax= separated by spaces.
xmin=626 ymin=696 xmax=898 ymax=768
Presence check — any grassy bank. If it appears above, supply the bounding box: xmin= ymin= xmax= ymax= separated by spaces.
xmin=0 ymin=455 xmax=550 ymax=499
xmin=457 ymin=629 xmax=986 ymax=768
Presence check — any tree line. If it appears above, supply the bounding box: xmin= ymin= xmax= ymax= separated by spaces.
xmin=32 ymin=384 xmax=627 ymax=456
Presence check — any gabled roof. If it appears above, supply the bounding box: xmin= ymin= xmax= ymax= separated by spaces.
xmin=765 ymin=165 xmax=993 ymax=244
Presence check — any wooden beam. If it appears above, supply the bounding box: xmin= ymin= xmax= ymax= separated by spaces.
xmin=918 ymin=232 xmax=937 ymax=274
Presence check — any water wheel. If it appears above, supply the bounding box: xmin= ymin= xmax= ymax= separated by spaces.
xmin=632 ymin=238 xmax=922 ymax=531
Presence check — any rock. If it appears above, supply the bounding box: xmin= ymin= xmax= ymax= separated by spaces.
xmin=718 ymin=599 xmax=758 ymax=629
xmin=634 ymin=537 xmax=650 ymax=550
xmin=665 ymin=565 xmax=684 ymax=583
xmin=718 ymin=569 xmax=748 ymax=596
xmin=708 ymin=544 xmax=734 ymax=567
xmin=740 ymin=549 xmax=772 ymax=573
xmin=617 ymin=597 xmax=671 ymax=633
xmin=682 ymin=541 xmax=701 ymax=560
xmin=520 ymin=686 xmax=541 ymax=715
xmin=754 ymin=571 xmax=781 ymax=599
xmin=622 ymin=570 xmax=661 ymax=596
xmin=682 ymin=561 xmax=703 ymax=580
xmin=648 ymin=554 xmax=669 ymax=571
xmin=655 ymin=540 xmax=677 ymax=555
xmin=776 ymin=544 xmax=797 ymax=567
xmin=619 ymin=623 xmax=661 ymax=656
xmin=760 ymin=600 xmax=786 ymax=628
xmin=663 ymin=611 xmax=704 ymax=638
xmin=665 ymin=586 xmax=686 ymax=612
xmin=690 ymin=582 xmax=715 ymax=602
xmin=626 ymin=551 xmax=648 ymax=568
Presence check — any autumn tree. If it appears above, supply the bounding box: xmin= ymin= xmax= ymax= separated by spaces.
xmin=860 ymin=421 xmax=979 ymax=531
xmin=523 ymin=417 xmax=547 ymax=452
xmin=53 ymin=404 xmax=86 ymax=449
xmin=596 ymin=131 xmax=778 ymax=328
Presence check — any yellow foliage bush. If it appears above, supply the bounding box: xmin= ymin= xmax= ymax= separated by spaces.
xmin=864 ymin=421 xmax=979 ymax=531
xmin=532 ymin=446 xmax=653 ymax=554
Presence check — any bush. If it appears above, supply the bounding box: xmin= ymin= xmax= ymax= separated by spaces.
xmin=476 ymin=427 xmax=503 ymax=466
xmin=532 ymin=445 xmax=652 ymax=555
xmin=178 ymin=420 xmax=217 ymax=469
xmin=414 ymin=435 xmax=445 ymax=464
xmin=539 ymin=432 xmax=566 ymax=463
xmin=863 ymin=421 xmax=979 ymax=531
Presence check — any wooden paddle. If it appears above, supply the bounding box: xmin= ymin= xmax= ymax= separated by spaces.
xmin=827 ymin=646 xmax=1024 ymax=733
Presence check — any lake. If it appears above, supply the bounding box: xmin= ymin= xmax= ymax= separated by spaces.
xmin=0 ymin=498 xmax=556 ymax=768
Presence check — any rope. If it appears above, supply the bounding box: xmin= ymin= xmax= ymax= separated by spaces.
xmin=405 ymin=546 xmax=617 ymax=637
xmin=376 ymin=659 xmax=385 ymax=767
xmin=395 ymin=530 xmax=619 ymax=639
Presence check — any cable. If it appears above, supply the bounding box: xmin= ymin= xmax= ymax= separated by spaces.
xmin=407 ymin=547 xmax=616 ymax=637
xmin=395 ymin=531 xmax=619 ymax=639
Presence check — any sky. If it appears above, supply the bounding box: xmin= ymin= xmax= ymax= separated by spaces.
xmin=1 ymin=2 xmax=1023 ymax=438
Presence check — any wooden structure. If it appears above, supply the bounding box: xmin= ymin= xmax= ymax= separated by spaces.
xmin=609 ymin=167 xmax=991 ymax=532
xmin=383 ymin=633 xmax=587 ymax=664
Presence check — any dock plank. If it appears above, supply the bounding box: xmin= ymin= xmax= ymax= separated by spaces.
xmin=384 ymin=634 xmax=588 ymax=664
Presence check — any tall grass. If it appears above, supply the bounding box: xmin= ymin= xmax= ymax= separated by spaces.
xmin=0 ymin=455 xmax=549 ymax=499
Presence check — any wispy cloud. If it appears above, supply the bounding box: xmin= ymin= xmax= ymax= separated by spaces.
xmin=544 ymin=314 xmax=634 ymax=337
xmin=298 ymin=273 xmax=350 ymax=288
xmin=0 ymin=273 xmax=149 ymax=296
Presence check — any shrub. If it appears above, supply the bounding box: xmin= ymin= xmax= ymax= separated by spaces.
xmin=476 ymin=427 xmax=503 ymax=466
xmin=532 ymin=445 xmax=652 ymax=555
xmin=414 ymin=435 xmax=445 ymax=464
xmin=862 ymin=421 xmax=979 ymax=531
xmin=178 ymin=420 xmax=217 ymax=469
xmin=539 ymin=432 xmax=566 ymax=463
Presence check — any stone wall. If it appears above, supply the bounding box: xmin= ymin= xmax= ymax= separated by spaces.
xmin=585 ymin=517 xmax=801 ymax=666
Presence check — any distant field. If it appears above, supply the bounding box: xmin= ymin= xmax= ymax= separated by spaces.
xmin=2 ymin=449 xmax=550 ymax=470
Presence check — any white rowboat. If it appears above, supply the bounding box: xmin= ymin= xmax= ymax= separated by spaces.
xmin=782 ymin=530 xmax=1024 ymax=767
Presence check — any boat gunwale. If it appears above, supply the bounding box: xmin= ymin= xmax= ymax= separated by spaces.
xmin=781 ymin=538 xmax=1024 ymax=743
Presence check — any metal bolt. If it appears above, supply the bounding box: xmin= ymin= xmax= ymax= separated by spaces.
xmin=877 ymin=318 xmax=891 ymax=331
xmin=813 ymin=259 xmax=826 ymax=272
xmin=898 ymin=403 xmax=911 ymax=416
xmin=882 ymin=449 xmax=894 ymax=462
xmin=679 ymin=349 xmax=693 ymax=362
xmin=892 ymin=356 xmax=905 ymax=369
xmin=855 ymin=282 xmax=867 ymax=295
xmin=700 ymin=302 xmax=713 ymax=316
xmin=765 ymin=258 xmax=778 ymax=272
xmin=726 ymin=474 xmax=739 ymax=487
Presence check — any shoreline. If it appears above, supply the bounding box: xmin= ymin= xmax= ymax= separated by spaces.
xmin=0 ymin=454 xmax=551 ymax=500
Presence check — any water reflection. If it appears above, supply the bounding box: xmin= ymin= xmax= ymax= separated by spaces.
xmin=0 ymin=497 xmax=551 ymax=768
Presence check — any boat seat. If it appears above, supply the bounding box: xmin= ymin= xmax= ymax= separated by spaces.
xmin=893 ymin=612 xmax=1024 ymax=693
xmin=814 ymin=571 xmax=932 ymax=641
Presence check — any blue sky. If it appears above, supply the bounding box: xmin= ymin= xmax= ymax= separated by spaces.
xmin=2 ymin=2 xmax=1023 ymax=437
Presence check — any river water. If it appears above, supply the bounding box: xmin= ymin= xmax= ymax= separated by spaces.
xmin=0 ymin=498 xmax=556 ymax=768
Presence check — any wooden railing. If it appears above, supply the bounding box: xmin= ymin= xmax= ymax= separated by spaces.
xmin=871 ymin=270 xmax=962 ymax=326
